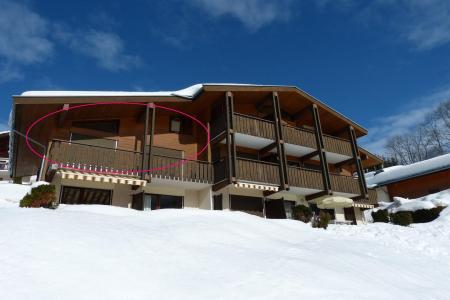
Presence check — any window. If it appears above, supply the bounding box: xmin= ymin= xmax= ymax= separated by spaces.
xmin=60 ymin=186 xmax=112 ymax=205
xmin=72 ymin=120 xmax=119 ymax=134
xmin=170 ymin=117 xmax=193 ymax=134
xmin=142 ymin=194 xmax=183 ymax=210
xmin=170 ymin=117 xmax=182 ymax=133
xmin=70 ymin=133 xmax=117 ymax=149
xmin=213 ymin=194 xmax=223 ymax=210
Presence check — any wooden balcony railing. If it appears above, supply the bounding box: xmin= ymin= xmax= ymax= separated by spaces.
xmin=287 ymin=166 xmax=323 ymax=190
xmin=233 ymin=113 xmax=275 ymax=140
xmin=150 ymin=154 xmax=213 ymax=183
xmin=236 ymin=157 xmax=280 ymax=185
xmin=47 ymin=139 xmax=142 ymax=176
xmin=47 ymin=140 xmax=212 ymax=183
xmin=367 ymin=189 xmax=378 ymax=205
xmin=282 ymin=125 xmax=316 ymax=149
xmin=330 ymin=173 xmax=360 ymax=195
xmin=323 ymin=134 xmax=352 ymax=157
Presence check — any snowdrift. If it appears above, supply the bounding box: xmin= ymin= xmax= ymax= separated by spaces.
xmin=1 ymin=198 xmax=450 ymax=299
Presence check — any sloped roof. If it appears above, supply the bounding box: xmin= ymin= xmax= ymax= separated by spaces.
xmin=365 ymin=154 xmax=450 ymax=188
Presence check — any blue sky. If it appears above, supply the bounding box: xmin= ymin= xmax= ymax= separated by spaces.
xmin=1 ymin=0 xmax=450 ymax=155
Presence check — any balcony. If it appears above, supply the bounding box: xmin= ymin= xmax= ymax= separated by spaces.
xmin=287 ymin=166 xmax=323 ymax=190
xmin=330 ymin=173 xmax=360 ymax=195
xmin=46 ymin=140 xmax=212 ymax=183
xmin=236 ymin=157 xmax=280 ymax=185
xmin=211 ymin=112 xmax=353 ymax=159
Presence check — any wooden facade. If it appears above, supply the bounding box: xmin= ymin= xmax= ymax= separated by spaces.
xmin=11 ymin=84 xmax=380 ymax=205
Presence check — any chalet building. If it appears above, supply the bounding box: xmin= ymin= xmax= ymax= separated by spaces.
xmin=10 ymin=84 xmax=382 ymax=223
xmin=0 ymin=131 xmax=10 ymax=181
xmin=366 ymin=154 xmax=450 ymax=202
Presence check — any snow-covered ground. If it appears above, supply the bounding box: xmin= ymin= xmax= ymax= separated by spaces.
xmin=1 ymin=183 xmax=449 ymax=299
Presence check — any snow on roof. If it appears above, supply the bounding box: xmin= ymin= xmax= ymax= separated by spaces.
xmin=20 ymin=84 xmax=204 ymax=99
xmin=0 ymin=131 xmax=9 ymax=135
xmin=365 ymin=154 xmax=450 ymax=188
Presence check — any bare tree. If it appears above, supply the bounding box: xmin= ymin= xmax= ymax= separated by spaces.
xmin=383 ymin=99 xmax=450 ymax=165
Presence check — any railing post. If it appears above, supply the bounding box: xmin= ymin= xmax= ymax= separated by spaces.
xmin=147 ymin=103 xmax=156 ymax=179
xmin=311 ymin=104 xmax=332 ymax=194
xmin=348 ymin=126 xmax=368 ymax=199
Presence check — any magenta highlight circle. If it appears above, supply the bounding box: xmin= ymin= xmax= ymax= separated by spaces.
xmin=25 ymin=102 xmax=211 ymax=175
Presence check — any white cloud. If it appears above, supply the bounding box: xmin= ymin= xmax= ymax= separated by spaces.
xmin=360 ymin=86 xmax=450 ymax=154
xmin=0 ymin=0 xmax=140 ymax=83
xmin=55 ymin=28 xmax=141 ymax=71
xmin=0 ymin=0 xmax=53 ymax=82
xmin=189 ymin=0 xmax=293 ymax=31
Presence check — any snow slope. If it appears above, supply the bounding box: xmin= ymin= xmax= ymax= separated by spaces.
xmin=1 ymin=195 xmax=450 ymax=299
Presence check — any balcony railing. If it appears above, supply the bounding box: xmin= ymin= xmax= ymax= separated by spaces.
xmin=47 ymin=139 xmax=142 ymax=176
xmin=282 ymin=125 xmax=316 ymax=149
xmin=236 ymin=157 xmax=280 ymax=185
xmin=330 ymin=173 xmax=360 ymax=195
xmin=323 ymin=134 xmax=352 ymax=157
xmin=233 ymin=113 xmax=275 ymax=140
xmin=150 ymin=154 xmax=212 ymax=183
xmin=287 ymin=166 xmax=323 ymax=190
xmin=47 ymin=140 xmax=212 ymax=183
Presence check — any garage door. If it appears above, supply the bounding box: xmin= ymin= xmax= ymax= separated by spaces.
xmin=61 ymin=186 xmax=112 ymax=205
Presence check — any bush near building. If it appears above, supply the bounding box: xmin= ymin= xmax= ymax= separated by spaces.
xmin=19 ymin=185 xmax=57 ymax=209
xmin=292 ymin=205 xmax=313 ymax=223
xmin=312 ymin=211 xmax=331 ymax=230
xmin=372 ymin=209 xmax=390 ymax=223
xmin=390 ymin=211 xmax=413 ymax=226
xmin=411 ymin=206 xmax=445 ymax=223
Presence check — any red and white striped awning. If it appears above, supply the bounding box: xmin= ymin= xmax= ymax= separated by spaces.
xmin=58 ymin=170 xmax=147 ymax=187
xmin=353 ymin=203 xmax=374 ymax=209
xmin=234 ymin=182 xmax=279 ymax=192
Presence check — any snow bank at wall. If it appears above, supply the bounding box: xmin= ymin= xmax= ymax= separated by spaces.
xmin=365 ymin=154 xmax=450 ymax=187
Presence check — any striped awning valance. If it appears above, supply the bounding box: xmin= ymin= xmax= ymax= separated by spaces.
xmin=353 ymin=203 xmax=374 ymax=209
xmin=234 ymin=182 xmax=279 ymax=192
xmin=58 ymin=170 xmax=147 ymax=187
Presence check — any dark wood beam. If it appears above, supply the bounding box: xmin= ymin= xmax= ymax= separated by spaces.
xmin=140 ymin=103 xmax=150 ymax=180
xmin=259 ymin=142 xmax=277 ymax=156
xmin=312 ymin=104 xmax=332 ymax=193
xmin=305 ymin=190 xmax=331 ymax=201
xmin=225 ymin=91 xmax=237 ymax=184
xmin=57 ymin=104 xmax=70 ymax=127
xmin=213 ymin=179 xmax=229 ymax=192
xmin=298 ymin=150 xmax=319 ymax=162
xmin=210 ymin=131 xmax=227 ymax=145
xmin=334 ymin=157 xmax=355 ymax=168
xmin=146 ymin=103 xmax=156 ymax=178
xmin=348 ymin=126 xmax=368 ymax=198
xmin=273 ymin=92 xmax=289 ymax=191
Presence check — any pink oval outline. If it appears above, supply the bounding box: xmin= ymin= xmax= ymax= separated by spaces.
xmin=25 ymin=102 xmax=211 ymax=175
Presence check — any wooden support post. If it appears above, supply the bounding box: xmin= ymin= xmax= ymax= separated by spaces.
xmin=272 ymin=92 xmax=289 ymax=190
xmin=312 ymin=104 xmax=331 ymax=193
xmin=348 ymin=126 xmax=368 ymax=198
xmin=57 ymin=104 xmax=70 ymax=127
xmin=140 ymin=104 xmax=150 ymax=180
xmin=225 ymin=92 xmax=236 ymax=183
xmin=146 ymin=103 xmax=156 ymax=177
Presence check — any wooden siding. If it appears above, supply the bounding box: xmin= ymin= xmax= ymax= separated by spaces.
xmin=330 ymin=173 xmax=360 ymax=195
xmin=233 ymin=113 xmax=275 ymax=140
xmin=235 ymin=157 xmax=279 ymax=185
xmin=282 ymin=125 xmax=316 ymax=149
xmin=287 ymin=166 xmax=323 ymax=190
xmin=368 ymin=189 xmax=378 ymax=205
